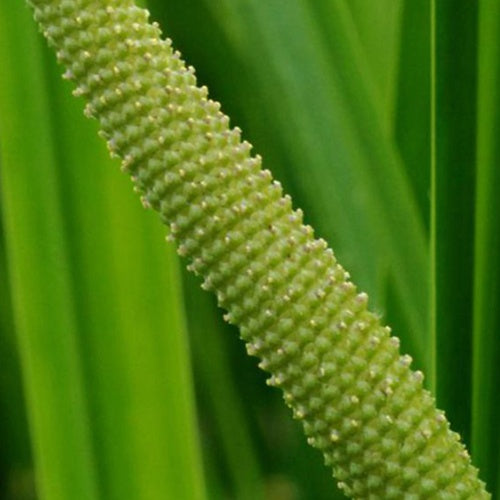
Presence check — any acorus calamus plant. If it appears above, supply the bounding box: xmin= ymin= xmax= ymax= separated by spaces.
xmin=26 ymin=0 xmax=489 ymax=498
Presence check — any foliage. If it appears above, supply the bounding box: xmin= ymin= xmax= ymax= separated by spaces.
xmin=0 ymin=1 xmax=498 ymax=499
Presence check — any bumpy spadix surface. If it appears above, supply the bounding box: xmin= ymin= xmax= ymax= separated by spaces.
xmin=28 ymin=0 xmax=488 ymax=498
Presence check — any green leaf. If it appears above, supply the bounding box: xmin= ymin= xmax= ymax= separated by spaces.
xmin=344 ymin=0 xmax=403 ymax=129
xmin=431 ymin=0 xmax=477 ymax=444
xmin=395 ymin=0 xmax=431 ymax=229
xmin=0 ymin=5 xmax=99 ymax=499
xmin=0 ymin=184 xmax=33 ymax=497
xmin=472 ymin=1 xmax=500 ymax=494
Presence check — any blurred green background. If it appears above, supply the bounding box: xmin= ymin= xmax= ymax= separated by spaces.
xmin=0 ymin=0 xmax=499 ymax=498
